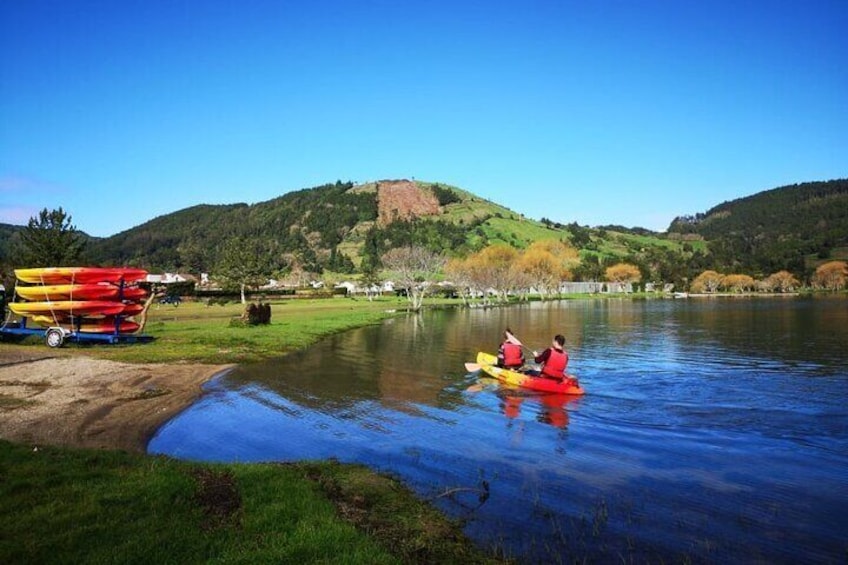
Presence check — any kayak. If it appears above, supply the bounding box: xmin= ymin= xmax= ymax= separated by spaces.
xmin=28 ymin=301 xmax=144 ymax=324
xmin=16 ymin=283 xmax=121 ymax=301
xmin=15 ymin=267 xmax=147 ymax=285
xmin=475 ymin=352 xmax=585 ymax=395
xmin=28 ymin=316 xmax=141 ymax=334
xmin=8 ymin=300 xmax=128 ymax=318
xmin=119 ymin=286 xmax=149 ymax=301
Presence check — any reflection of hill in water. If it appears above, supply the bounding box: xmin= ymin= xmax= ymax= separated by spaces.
xmin=224 ymin=315 xmax=473 ymax=412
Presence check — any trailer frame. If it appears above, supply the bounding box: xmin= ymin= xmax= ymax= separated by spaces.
xmin=0 ymin=318 xmax=154 ymax=348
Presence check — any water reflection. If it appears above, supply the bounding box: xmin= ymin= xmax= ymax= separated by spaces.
xmin=151 ymin=297 xmax=848 ymax=563
xmin=470 ymin=377 xmax=577 ymax=429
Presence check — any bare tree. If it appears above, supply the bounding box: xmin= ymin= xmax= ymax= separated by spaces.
xmin=381 ymin=246 xmax=445 ymax=310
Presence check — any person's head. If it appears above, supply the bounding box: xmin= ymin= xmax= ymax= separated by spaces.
xmin=553 ymin=334 xmax=565 ymax=349
xmin=503 ymin=327 xmax=513 ymax=340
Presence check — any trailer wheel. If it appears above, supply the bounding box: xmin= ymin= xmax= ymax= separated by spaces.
xmin=46 ymin=328 xmax=65 ymax=348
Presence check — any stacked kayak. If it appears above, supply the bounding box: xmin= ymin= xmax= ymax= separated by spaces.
xmin=10 ymin=267 xmax=149 ymax=334
xmin=475 ymin=352 xmax=585 ymax=395
xmin=15 ymin=267 xmax=147 ymax=285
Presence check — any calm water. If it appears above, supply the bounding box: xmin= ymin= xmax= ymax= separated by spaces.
xmin=149 ymin=296 xmax=848 ymax=563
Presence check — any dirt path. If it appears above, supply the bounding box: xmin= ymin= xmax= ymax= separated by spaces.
xmin=0 ymin=350 xmax=230 ymax=453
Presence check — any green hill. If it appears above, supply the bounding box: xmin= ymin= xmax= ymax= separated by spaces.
xmin=78 ymin=179 xmax=686 ymax=277
xmin=5 ymin=178 xmax=844 ymax=289
xmin=667 ymin=179 xmax=848 ymax=276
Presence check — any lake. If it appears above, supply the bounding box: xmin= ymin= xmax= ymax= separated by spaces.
xmin=149 ymin=296 xmax=848 ymax=563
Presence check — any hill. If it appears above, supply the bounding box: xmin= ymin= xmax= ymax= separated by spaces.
xmin=667 ymin=179 xmax=848 ymax=276
xmin=4 ymin=178 xmax=844 ymax=289
xmin=84 ymin=179 xmax=564 ymax=273
xmin=75 ymin=179 xmax=694 ymax=281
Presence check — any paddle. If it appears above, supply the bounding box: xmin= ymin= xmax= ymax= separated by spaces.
xmin=464 ymin=362 xmax=481 ymax=372
xmin=505 ymin=331 xmax=540 ymax=360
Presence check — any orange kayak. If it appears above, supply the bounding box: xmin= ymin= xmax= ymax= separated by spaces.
xmin=15 ymin=267 xmax=147 ymax=285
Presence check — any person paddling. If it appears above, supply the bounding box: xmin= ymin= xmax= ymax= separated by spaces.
xmin=532 ymin=334 xmax=569 ymax=381
xmin=497 ymin=328 xmax=525 ymax=369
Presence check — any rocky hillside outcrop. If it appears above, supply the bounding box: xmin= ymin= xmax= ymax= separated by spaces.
xmin=376 ymin=180 xmax=441 ymax=225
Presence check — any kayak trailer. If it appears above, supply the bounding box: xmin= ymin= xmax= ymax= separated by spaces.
xmin=0 ymin=318 xmax=154 ymax=348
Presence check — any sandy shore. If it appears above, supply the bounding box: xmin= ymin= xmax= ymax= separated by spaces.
xmin=0 ymin=349 xmax=230 ymax=453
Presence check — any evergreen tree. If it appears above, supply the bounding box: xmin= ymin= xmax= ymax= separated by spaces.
xmin=18 ymin=207 xmax=86 ymax=267
xmin=215 ymin=237 xmax=276 ymax=303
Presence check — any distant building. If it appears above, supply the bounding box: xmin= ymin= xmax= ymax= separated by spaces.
xmin=146 ymin=273 xmax=197 ymax=284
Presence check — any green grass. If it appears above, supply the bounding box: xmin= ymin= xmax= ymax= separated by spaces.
xmin=62 ymin=296 xmax=425 ymax=364
xmin=478 ymin=216 xmax=566 ymax=249
xmin=0 ymin=440 xmax=498 ymax=563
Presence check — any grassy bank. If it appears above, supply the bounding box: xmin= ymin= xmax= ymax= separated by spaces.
xmin=4 ymin=296 xmax=459 ymax=364
xmin=0 ymin=440 xmax=500 ymax=563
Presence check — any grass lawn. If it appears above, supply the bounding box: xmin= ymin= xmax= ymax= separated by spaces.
xmin=0 ymin=440 xmax=499 ymax=563
xmin=7 ymin=295 xmax=457 ymax=364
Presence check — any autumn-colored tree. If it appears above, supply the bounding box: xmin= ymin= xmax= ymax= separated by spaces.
xmin=691 ymin=270 xmax=724 ymax=293
xmin=763 ymin=270 xmax=800 ymax=293
xmin=518 ymin=239 xmax=579 ymax=297
xmin=514 ymin=244 xmax=561 ymax=298
xmin=530 ymin=239 xmax=580 ymax=270
xmin=470 ymin=244 xmax=519 ymax=303
xmin=604 ymin=263 xmax=641 ymax=284
xmin=722 ymin=274 xmax=756 ymax=293
xmin=812 ymin=261 xmax=848 ymax=291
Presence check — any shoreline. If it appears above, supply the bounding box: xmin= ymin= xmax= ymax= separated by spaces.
xmin=0 ymin=350 xmax=230 ymax=453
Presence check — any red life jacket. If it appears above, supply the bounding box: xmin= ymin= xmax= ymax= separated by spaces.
xmin=502 ymin=343 xmax=523 ymax=367
xmin=541 ymin=348 xmax=568 ymax=379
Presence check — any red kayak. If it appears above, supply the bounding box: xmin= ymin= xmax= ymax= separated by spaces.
xmin=471 ymin=352 xmax=585 ymax=395
xmin=15 ymin=267 xmax=147 ymax=285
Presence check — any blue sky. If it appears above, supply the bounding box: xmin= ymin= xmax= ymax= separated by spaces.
xmin=1 ymin=0 xmax=846 ymax=237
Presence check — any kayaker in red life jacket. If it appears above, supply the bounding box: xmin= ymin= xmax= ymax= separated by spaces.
xmin=497 ymin=328 xmax=525 ymax=369
xmin=532 ymin=335 xmax=569 ymax=381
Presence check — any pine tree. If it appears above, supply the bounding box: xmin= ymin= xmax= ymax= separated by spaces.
xmin=18 ymin=207 xmax=86 ymax=267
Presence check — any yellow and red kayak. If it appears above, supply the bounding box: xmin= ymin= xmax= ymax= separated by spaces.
xmin=15 ymin=267 xmax=147 ymax=285
xmin=475 ymin=352 xmax=585 ymax=395
xmin=8 ymin=300 xmax=128 ymax=318
xmin=27 ymin=316 xmax=141 ymax=334
xmin=26 ymin=302 xmax=144 ymax=323
xmin=77 ymin=319 xmax=141 ymax=334
xmin=16 ymin=283 xmax=121 ymax=301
